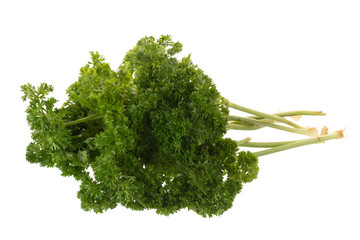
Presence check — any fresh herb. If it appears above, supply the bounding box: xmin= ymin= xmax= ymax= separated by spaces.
xmin=21 ymin=35 xmax=343 ymax=217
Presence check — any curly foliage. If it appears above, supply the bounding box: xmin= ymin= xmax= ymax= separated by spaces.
xmin=21 ymin=35 xmax=259 ymax=217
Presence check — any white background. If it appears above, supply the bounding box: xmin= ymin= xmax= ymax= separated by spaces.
xmin=1 ymin=0 xmax=359 ymax=239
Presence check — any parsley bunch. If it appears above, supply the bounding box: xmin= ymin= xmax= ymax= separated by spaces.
xmin=21 ymin=35 xmax=343 ymax=217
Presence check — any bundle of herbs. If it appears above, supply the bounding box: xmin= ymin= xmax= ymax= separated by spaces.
xmin=21 ymin=35 xmax=343 ymax=217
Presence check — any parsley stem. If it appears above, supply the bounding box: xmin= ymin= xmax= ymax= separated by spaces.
xmin=63 ymin=114 xmax=102 ymax=127
xmin=69 ymin=91 xmax=97 ymax=112
xmin=253 ymin=130 xmax=344 ymax=157
xmin=228 ymin=117 xmax=275 ymax=130
xmin=235 ymin=137 xmax=252 ymax=145
xmin=228 ymin=110 xmax=325 ymax=129
xmin=227 ymin=123 xmax=263 ymax=130
xmin=227 ymin=100 xmax=303 ymax=129
xmin=228 ymin=116 xmax=318 ymax=137
xmin=251 ymin=110 xmax=326 ymax=119
xmin=228 ymin=111 xmax=325 ymax=122
xmin=237 ymin=140 xmax=299 ymax=148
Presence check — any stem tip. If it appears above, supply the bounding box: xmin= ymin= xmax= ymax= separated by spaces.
xmin=321 ymin=126 xmax=329 ymax=136
xmin=336 ymin=129 xmax=344 ymax=138
xmin=308 ymin=127 xmax=319 ymax=137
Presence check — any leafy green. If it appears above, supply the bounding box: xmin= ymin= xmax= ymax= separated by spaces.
xmin=21 ymin=35 xmax=342 ymax=217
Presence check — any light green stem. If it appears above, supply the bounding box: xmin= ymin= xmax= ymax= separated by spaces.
xmin=235 ymin=137 xmax=252 ymax=145
xmin=228 ymin=123 xmax=263 ymax=130
xmin=251 ymin=110 xmax=326 ymax=119
xmin=229 ymin=116 xmax=275 ymax=125
xmin=228 ymin=116 xmax=318 ymax=137
xmin=237 ymin=140 xmax=299 ymax=148
xmin=63 ymin=114 xmax=102 ymax=127
xmin=69 ymin=91 xmax=97 ymax=112
xmin=228 ymin=110 xmax=325 ymax=131
xmin=253 ymin=131 xmax=344 ymax=157
xmin=227 ymin=100 xmax=303 ymax=129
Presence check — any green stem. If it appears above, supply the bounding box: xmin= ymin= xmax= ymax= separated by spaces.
xmin=69 ymin=91 xmax=97 ymax=112
xmin=228 ymin=123 xmax=263 ymax=130
xmin=63 ymin=114 xmax=102 ymax=127
xmin=253 ymin=130 xmax=344 ymax=157
xmin=228 ymin=118 xmax=274 ymax=130
xmin=228 ymin=116 xmax=318 ymax=137
xmin=227 ymin=100 xmax=303 ymax=129
xmin=228 ymin=110 xmax=325 ymax=130
xmin=228 ymin=116 xmax=275 ymax=125
xmin=237 ymin=140 xmax=299 ymax=148
xmin=235 ymin=137 xmax=252 ymax=145
xmin=251 ymin=110 xmax=326 ymax=119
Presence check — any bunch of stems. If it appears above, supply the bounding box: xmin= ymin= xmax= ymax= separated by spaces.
xmin=227 ymin=100 xmax=343 ymax=157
